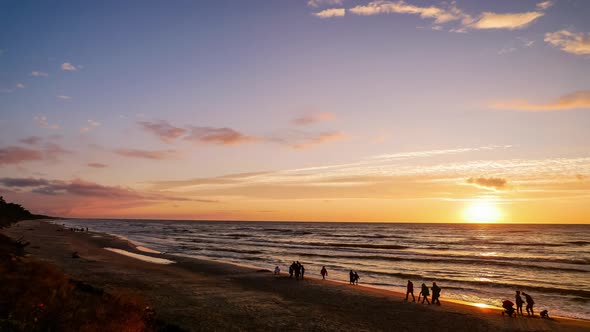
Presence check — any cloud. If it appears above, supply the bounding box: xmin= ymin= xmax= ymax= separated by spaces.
xmin=114 ymin=148 xmax=179 ymax=160
xmin=470 ymin=11 xmax=544 ymax=30
xmin=490 ymin=90 xmax=590 ymax=111
xmin=536 ymin=1 xmax=553 ymax=10
xmin=292 ymin=112 xmax=335 ymax=125
xmin=314 ymin=8 xmax=346 ymax=18
xmin=138 ymin=120 xmax=187 ymax=143
xmin=57 ymin=95 xmax=72 ymax=100
xmin=0 ymin=147 xmax=44 ymax=165
xmin=308 ymin=0 xmax=343 ymax=7
xmin=3 ymin=138 xmax=72 ymax=165
xmin=19 ymin=136 xmax=43 ymax=145
xmin=184 ymin=126 xmax=257 ymax=145
xmin=80 ymin=119 xmax=101 ymax=133
xmin=31 ymin=71 xmax=48 ymax=77
xmin=544 ymin=30 xmax=590 ymax=56
xmin=88 ymin=163 xmax=108 ymax=168
xmin=61 ymin=62 xmax=77 ymax=71
xmin=290 ymin=131 xmax=346 ymax=149
xmin=349 ymin=1 xmax=470 ymax=24
xmin=466 ymin=177 xmax=508 ymax=190
xmin=16 ymin=83 xmax=25 ymax=89
xmin=34 ymin=115 xmax=60 ymax=129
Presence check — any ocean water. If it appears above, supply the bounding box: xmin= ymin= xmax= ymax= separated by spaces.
xmin=56 ymin=219 xmax=590 ymax=320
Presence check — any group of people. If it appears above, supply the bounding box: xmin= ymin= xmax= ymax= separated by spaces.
xmin=503 ymin=291 xmax=545 ymax=318
xmin=287 ymin=261 xmax=305 ymax=280
xmin=349 ymin=270 xmax=360 ymax=285
xmin=404 ymin=280 xmax=441 ymax=305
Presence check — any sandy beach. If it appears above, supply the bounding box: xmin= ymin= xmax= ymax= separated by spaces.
xmin=4 ymin=219 xmax=589 ymax=332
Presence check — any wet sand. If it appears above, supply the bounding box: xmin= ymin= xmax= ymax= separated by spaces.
xmin=4 ymin=220 xmax=589 ymax=332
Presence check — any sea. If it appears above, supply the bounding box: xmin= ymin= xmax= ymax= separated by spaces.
xmin=55 ymin=219 xmax=590 ymax=320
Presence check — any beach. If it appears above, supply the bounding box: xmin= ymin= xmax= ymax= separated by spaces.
xmin=3 ymin=219 xmax=589 ymax=332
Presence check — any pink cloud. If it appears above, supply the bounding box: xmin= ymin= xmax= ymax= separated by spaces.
xmin=114 ymin=148 xmax=179 ymax=160
xmin=138 ymin=120 xmax=187 ymax=143
xmin=184 ymin=127 xmax=258 ymax=145
xmin=19 ymin=136 xmax=43 ymax=145
xmin=88 ymin=162 xmax=108 ymax=168
xmin=0 ymin=147 xmax=44 ymax=165
xmin=291 ymin=112 xmax=335 ymax=126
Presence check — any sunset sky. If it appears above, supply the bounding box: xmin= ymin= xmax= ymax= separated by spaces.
xmin=1 ymin=0 xmax=589 ymax=223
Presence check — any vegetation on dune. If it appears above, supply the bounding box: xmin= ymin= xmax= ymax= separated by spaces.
xmin=0 ymin=197 xmax=185 ymax=332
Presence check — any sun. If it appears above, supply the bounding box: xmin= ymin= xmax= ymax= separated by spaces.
xmin=464 ymin=200 xmax=502 ymax=223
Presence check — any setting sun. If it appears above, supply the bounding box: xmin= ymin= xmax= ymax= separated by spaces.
xmin=464 ymin=200 xmax=502 ymax=223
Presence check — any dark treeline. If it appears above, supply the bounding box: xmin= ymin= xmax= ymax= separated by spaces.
xmin=0 ymin=196 xmax=51 ymax=228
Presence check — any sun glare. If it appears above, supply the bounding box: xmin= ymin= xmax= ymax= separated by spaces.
xmin=464 ymin=200 xmax=502 ymax=223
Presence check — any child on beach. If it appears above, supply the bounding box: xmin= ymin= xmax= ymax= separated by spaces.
xmin=321 ymin=266 xmax=328 ymax=280
xmin=354 ymin=272 xmax=360 ymax=285
xmin=274 ymin=266 xmax=280 ymax=275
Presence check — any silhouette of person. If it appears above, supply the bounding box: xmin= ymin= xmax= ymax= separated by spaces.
xmin=405 ymin=280 xmax=415 ymax=302
xmin=349 ymin=270 xmax=355 ymax=285
xmin=289 ymin=262 xmax=295 ymax=278
xmin=419 ymin=283 xmax=430 ymax=304
xmin=354 ymin=271 xmax=360 ymax=285
xmin=301 ymin=264 xmax=305 ymax=279
xmin=274 ymin=265 xmax=280 ymax=275
xmin=321 ymin=266 xmax=328 ymax=280
xmin=522 ymin=292 xmax=535 ymax=317
xmin=294 ymin=261 xmax=301 ymax=280
xmin=515 ymin=291 xmax=524 ymax=315
xmin=431 ymin=282 xmax=441 ymax=305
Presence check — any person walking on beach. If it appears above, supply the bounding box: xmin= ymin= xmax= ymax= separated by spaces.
xmin=321 ymin=266 xmax=328 ymax=280
xmin=419 ymin=283 xmax=430 ymax=304
xmin=349 ymin=270 xmax=355 ymax=285
xmin=289 ymin=262 xmax=295 ymax=278
xmin=354 ymin=271 xmax=360 ymax=285
xmin=405 ymin=280 xmax=415 ymax=302
xmin=301 ymin=264 xmax=305 ymax=279
xmin=515 ymin=291 xmax=524 ymax=316
xmin=294 ymin=262 xmax=301 ymax=280
xmin=274 ymin=265 xmax=280 ymax=276
xmin=431 ymin=282 xmax=441 ymax=305
xmin=522 ymin=292 xmax=535 ymax=317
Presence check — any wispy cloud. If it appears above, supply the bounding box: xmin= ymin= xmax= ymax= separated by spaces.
xmin=19 ymin=136 xmax=43 ymax=145
xmin=88 ymin=162 xmax=108 ymax=168
xmin=287 ymin=131 xmax=346 ymax=149
xmin=349 ymin=1 xmax=470 ymax=24
xmin=545 ymin=29 xmax=590 ymax=56
xmin=470 ymin=11 xmax=544 ymax=30
xmin=0 ymin=141 xmax=70 ymax=166
xmin=184 ymin=126 xmax=258 ymax=145
xmin=0 ymin=147 xmax=44 ymax=165
xmin=536 ymin=1 xmax=554 ymax=10
xmin=16 ymin=83 xmax=25 ymax=89
xmin=114 ymin=148 xmax=179 ymax=160
xmin=313 ymin=8 xmax=345 ymax=18
xmin=80 ymin=119 xmax=101 ymax=133
xmin=466 ymin=177 xmax=508 ymax=190
xmin=292 ymin=112 xmax=335 ymax=125
xmin=308 ymin=0 xmax=343 ymax=8
xmin=490 ymin=90 xmax=590 ymax=111
xmin=61 ymin=62 xmax=77 ymax=71
xmin=31 ymin=71 xmax=48 ymax=77
xmin=34 ymin=115 xmax=60 ymax=129
xmin=57 ymin=95 xmax=72 ymax=100
xmin=138 ymin=120 xmax=187 ymax=143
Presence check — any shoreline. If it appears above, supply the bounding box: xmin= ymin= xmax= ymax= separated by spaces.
xmin=4 ymin=219 xmax=590 ymax=331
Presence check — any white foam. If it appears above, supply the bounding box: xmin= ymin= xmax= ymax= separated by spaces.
xmin=136 ymin=246 xmax=160 ymax=254
xmin=104 ymin=248 xmax=174 ymax=264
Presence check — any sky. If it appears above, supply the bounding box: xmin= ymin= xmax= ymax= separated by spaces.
xmin=1 ymin=0 xmax=589 ymax=223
